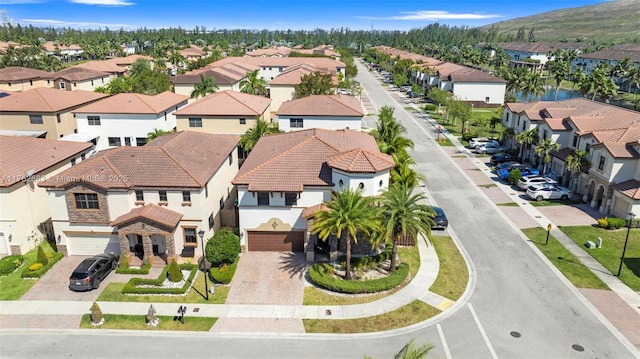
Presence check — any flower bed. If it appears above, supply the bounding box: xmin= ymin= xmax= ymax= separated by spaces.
xmin=21 ymin=252 xmax=63 ymax=279
xmin=0 ymin=255 xmax=24 ymax=276
xmin=122 ymin=263 xmax=197 ymax=295
xmin=308 ymin=262 xmax=409 ymax=294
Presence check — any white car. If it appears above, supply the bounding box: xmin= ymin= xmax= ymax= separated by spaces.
xmin=468 ymin=137 xmax=490 ymax=148
xmin=526 ymin=185 xmax=571 ymax=201
xmin=517 ymin=175 xmax=557 ymax=190
xmin=474 ymin=142 xmax=505 ymax=154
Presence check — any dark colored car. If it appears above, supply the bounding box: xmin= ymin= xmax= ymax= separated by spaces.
xmin=497 ymin=165 xmax=540 ymax=180
xmin=69 ymin=253 xmax=118 ymax=291
xmin=429 ymin=206 xmax=448 ymax=229
xmin=490 ymin=153 xmax=518 ymax=166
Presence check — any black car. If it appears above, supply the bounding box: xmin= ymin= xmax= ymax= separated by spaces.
xmin=69 ymin=253 xmax=118 ymax=291
xmin=490 ymin=153 xmax=518 ymax=166
xmin=429 ymin=206 xmax=448 ymax=230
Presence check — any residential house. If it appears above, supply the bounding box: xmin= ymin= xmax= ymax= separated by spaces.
xmin=0 ymin=88 xmax=108 ymax=139
xmin=572 ymin=44 xmax=640 ymax=86
xmin=232 ymin=128 xmax=395 ymax=262
xmin=502 ymin=98 xmax=640 ymax=218
xmin=269 ymin=63 xmax=339 ymax=110
xmin=0 ymin=66 xmax=52 ymax=92
xmin=108 ymin=54 xmax=155 ymax=71
xmin=41 ymin=41 xmax=84 ymax=61
xmin=45 ymin=67 xmax=112 ymax=92
xmin=74 ymin=60 xmax=127 ymax=78
xmin=39 ymin=131 xmax=240 ymax=261
xmin=244 ymin=46 xmax=292 ymax=58
xmin=174 ymin=90 xmax=271 ymax=135
xmin=73 ymin=91 xmax=189 ymax=151
xmin=498 ymin=42 xmax=585 ymax=65
xmin=172 ymin=62 xmax=258 ymax=100
xmin=276 ymin=94 xmax=363 ymax=131
xmin=0 ymin=135 xmax=93 ymax=255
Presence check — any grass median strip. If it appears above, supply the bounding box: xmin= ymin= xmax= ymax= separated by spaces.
xmin=522 ymin=227 xmax=609 ymax=290
xmin=79 ymin=314 xmax=216 ymax=331
xmin=429 ymin=235 xmax=468 ymax=301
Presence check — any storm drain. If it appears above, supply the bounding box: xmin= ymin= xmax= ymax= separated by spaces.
xmin=510 ymin=331 xmax=521 ymax=338
xmin=572 ymin=344 xmax=585 ymax=352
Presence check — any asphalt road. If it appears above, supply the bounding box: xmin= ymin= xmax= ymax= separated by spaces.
xmin=0 ymin=62 xmax=637 ymax=359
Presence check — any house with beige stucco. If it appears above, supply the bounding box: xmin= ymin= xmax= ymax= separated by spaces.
xmin=0 ymin=135 xmax=93 ymax=255
xmin=269 ymin=63 xmax=339 ymax=111
xmin=0 ymin=67 xmax=52 ymax=92
xmin=45 ymin=67 xmax=112 ymax=92
xmin=172 ymin=62 xmax=258 ymax=100
xmin=276 ymin=94 xmax=363 ymax=132
xmin=0 ymin=88 xmax=107 ymax=139
xmin=174 ymin=90 xmax=271 ymax=135
xmin=39 ymin=131 xmax=240 ymax=263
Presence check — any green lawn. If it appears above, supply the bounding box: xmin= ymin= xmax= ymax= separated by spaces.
xmin=529 ymin=199 xmax=583 ymax=207
xmin=79 ymin=314 xmax=216 ymax=331
xmin=522 ymin=227 xmax=609 ymax=290
xmin=560 ymin=226 xmax=640 ymax=290
xmin=429 ymin=235 xmax=468 ymax=300
xmin=497 ymin=202 xmax=519 ymax=207
xmin=0 ymin=241 xmax=57 ymax=300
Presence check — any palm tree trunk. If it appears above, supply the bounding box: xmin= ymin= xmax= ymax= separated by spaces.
xmin=389 ymin=238 xmax=398 ymax=274
xmin=554 ymin=86 xmax=560 ymax=101
xmin=345 ymin=234 xmax=352 ymax=280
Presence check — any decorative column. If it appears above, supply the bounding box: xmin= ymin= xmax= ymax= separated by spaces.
xmin=118 ymin=234 xmax=130 ymax=256
xmin=142 ymin=234 xmax=153 ymax=261
xmin=165 ymin=234 xmax=175 ymax=257
xmin=329 ymin=234 xmax=338 ymax=264
xmin=305 ymin=219 xmax=315 ymax=262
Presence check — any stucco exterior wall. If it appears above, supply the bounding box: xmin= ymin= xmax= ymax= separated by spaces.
xmin=176 ymin=115 xmax=263 ymax=135
xmin=452 ymin=82 xmax=506 ymax=105
xmin=0 ymin=79 xmax=51 ymax=92
xmin=277 ymin=115 xmax=362 ymax=132
xmin=269 ymin=85 xmax=295 ymax=112
xmin=0 ymin=112 xmax=78 ymax=139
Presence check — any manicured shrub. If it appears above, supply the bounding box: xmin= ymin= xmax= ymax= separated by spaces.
xmin=0 ymin=255 xmax=24 ymax=276
xmin=118 ymin=254 xmax=129 ymax=269
xmin=507 ymin=168 xmax=522 ymax=186
xmin=21 ymin=252 xmax=63 ymax=278
xmin=90 ymin=302 xmax=104 ymax=325
xmin=122 ymin=264 xmax=197 ymax=295
xmin=205 ymin=229 xmax=240 ymax=267
xmin=168 ymin=259 xmax=183 ymax=282
xmin=606 ymin=217 xmax=626 ymax=230
xmin=36 ymin=246 xmax=48 ymax=266
xmin=28 ymin=263 xmax=43 ymax=271
xmin=597 ymin=217 xmax=609 ymax=228
xmin=423 ymin=103 xmax=437 ymax=111
xmin=210 ymin=259 xmax=238 ymax=284
xmin=308 ymin=262 xmax=409 ymax=294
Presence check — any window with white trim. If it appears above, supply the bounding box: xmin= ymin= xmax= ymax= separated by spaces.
xmin=88 ymin=116 xmax=101 ymax=126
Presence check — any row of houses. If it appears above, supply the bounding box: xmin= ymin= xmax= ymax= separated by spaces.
xmin=502 ymin=97 xmax=640 ymax=218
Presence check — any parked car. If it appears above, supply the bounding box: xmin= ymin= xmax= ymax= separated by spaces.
xmin=475 ymin=142 xmax=505 ymax=154
xmin=490 ymin=153 xmax=518 ymax=166
xmin=468 ymin=137 xmax=490 ymax=148
xmin=429 ymin=206 xmax=448 ymax=229
xmin=516 ymin=175 xmax=557 ymax=191
xmin=526 ymin=185 xmax=571 ymax=201
xmin=494 ymin=161 xmax=520 ymax=172
xmin=69 ymin=253 xmax=118 ymax=291
xmin=497 ymin=165 xmax=540 ymax=180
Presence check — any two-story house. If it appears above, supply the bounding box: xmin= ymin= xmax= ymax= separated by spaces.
xmin=172 ymin=62 xmax=258 ymax=100
xmin=73 ymin=91 xmax=189 ymax=151
xmin=39 ymin=131 xmax=240 ymax=263
xmin=232 ymin=128 xmax=394 ymax=262
xmin=46 ymin=67 xmax=112 ymax=92
xmin=0 ymin=66 xmax=52 ymax=92
xmin=0 ymin=88 xmax=108 ymax=139
xmin=0 ymin=135 xmax=93 ymax=255
xmin=276 ymin=94 xmax=363 ymax=132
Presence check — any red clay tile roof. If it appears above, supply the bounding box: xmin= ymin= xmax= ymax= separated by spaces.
xmin=39 ymin=131 xmax=239 ymax=189
xmin=277 ymin=95 xmax=363 ymax=117
xmin=173 ymin=62 xmax=259 ymax=85
xmin=0 ymin=135 xmax=92 ymax=187
xmin=269 ymin=63 xmax=339 ymax=86
xmin=0 ymin=66 xmax=50 ymax=82
xmin=302 ymin=203 xmax=329 ymax=219
xmin=110 ymin=203 xmax=183 ymax=228
xmin=448 ymin=68 xmax=507 ymax=83
xmin=73 ymin=91 xmax=188 ymax=115
xmin=233 ymin=128 xmax=382 ymax=192
xmin=497 ymin=42 xmax=586 ymax=53
xmin=75 ymin=61 xmax=127 ymax=74
xmin=613 ymin=179 xmax=640 ymax=200
xmin=46 ymin=67 xmax=109 ymax=81
xmin=173 ymin=90 xmax=270 ymax=117
xmin=0 ymin=88 xmax=107 ymax=113
xmin=326 ymin=148 xmax=394 ymax=173
xmin=590 ymin=141 xmax=640 ymax=159
xmin=207 ymin=57 xmax=345 ymax=72
xmin=108 ymin=55 xmax=154 ymax=66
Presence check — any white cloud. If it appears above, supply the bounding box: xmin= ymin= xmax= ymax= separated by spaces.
xmin=21 ymin=18 xmax=133 ymax=27
xmin=69 ymin=0 xmax=134 ymax=6
xmin=358 ymin=10 xmax=501 ymax=21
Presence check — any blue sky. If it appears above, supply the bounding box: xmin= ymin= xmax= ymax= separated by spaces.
xmin=0 ymin=0 xmax=608 ymax=31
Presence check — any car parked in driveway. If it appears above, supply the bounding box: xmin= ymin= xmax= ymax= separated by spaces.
xmin=490 ymin=153 xmax=518 ymax=166
xmin=468 ymin=137 xmax=490 ymax=148
xmin=497 ymin=165 xmax=540 ymax=180
xmin=526 ymin=185 xmax=571 ymax=201
xmin=516 ymin=175 xmax=557 ymax=190
xmin=475 ymin=142 xmax=505 ymax=154
xmin=69 ymin=253 xmax=118 ymax=291
xmin=429 ymin=206 xmax=448 ymax=229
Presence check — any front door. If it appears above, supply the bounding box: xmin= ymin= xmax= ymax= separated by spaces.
xmin=135 ymin=235 xmax=144 ymax=259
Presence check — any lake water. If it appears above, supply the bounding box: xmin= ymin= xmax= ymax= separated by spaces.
xmin=516 ymin=87 xmax=582 ymax=102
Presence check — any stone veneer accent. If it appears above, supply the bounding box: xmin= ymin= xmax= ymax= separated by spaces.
xmin=338 ymin=233 xmax=377 ymax=257
xmin=65 ymin=183 xmax=110 ymax=223
xmin=57 ymin=244 xmax=68 ymax=256
xmin=115 ymin=218 xmax=177 ymax=260
xmin=10 ymin=244 xmax=22 ymax=255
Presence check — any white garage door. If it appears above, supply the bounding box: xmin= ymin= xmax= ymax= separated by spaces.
xmin=67 ymin=235 xmax=120 ymax=256
xmin=0 ymin=233 xmax=8 ymax=255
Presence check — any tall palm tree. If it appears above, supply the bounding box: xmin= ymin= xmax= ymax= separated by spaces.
xmin=393 ymin=339 xmax=434 ymax=359
xmin=311 ymin=187 xmax=382 ymax=280
xmin=146 ymin=128 xmax=174 ymax=143
xmin=566 ymin=149 xmax=591 ymax=192
xmin=190 ymin=74 xmax=219 ymax=99
xmin=390 ymin=152 xmax=424 ymax=188
xmin=546 ymin=58 xmax=570 ymax=101
xmin=239 ymin=69 xmax=268 ymax=95
xmin=625 ymin=65 xmax=640 ymax=99
xmin=238 ymin=118 xmax=279 ymax=153
xmin=168 ymin=49 xmax=185 ymax=69
xmin=516 ymin=128 xmax=538 ymax=162
xmin=534 ymin=138 xmax=560 ymax=175
xmin=379 ymin=183 xmax=435 ymax=273
xmin=372 ymin=106 xmax=414 ymax=157
xmin=520 ymin=72 xmax=546 ymax=102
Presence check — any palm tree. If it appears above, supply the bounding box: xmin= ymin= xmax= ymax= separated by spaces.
xmin=168 ymin=49 xmax=185 ymax=70
xmin=626 ymin=65 xmax=640 ymax=100
xmin=546 ymin=58 xmax=570 ymax=101
xmin=534 ymin=138 xmax=560 ymax=175
xmin=238 ymin=118 xmax=279 ymax=153
xmin=311 ymin=187 xmax=382 ymax=280
xmin=516 ymin=128 xmax=538 ymax=162
xmin=570 ymin=68 xmax=586 ymax=91
xmin=566 ymin=149 xmax=591 ymax=193
xmin=190 ymin=74 xmax=219 ymax=99
xmin=240 ymin=69 xmax=268 ymax=95
xmin=372 ymin=106 xmax=414 ymax=157
xmin=393 ymin=339 xmax=434 ymax=359
xmin=146 ymin=128 xmax=173 ymax=143
xmin=379 ymin=183 xmax=435 ymax=273
xmin=390 ymin=152 xmax=424 ymax=188
xmin=520 ymin=72 xmax=546 ymax=102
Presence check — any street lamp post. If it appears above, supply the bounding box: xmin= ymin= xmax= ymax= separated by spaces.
xmin=617 ymin=212 xmax=636 ymax=277
xmin=545 ymin=223 xmax=552 ymax=245
xmin=198 ymin=230 xmax=208 ymax=300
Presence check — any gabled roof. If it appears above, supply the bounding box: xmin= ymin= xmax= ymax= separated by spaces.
xmin=46 ymin=67 xmax=109 ymax=81
xmin=75 ymin=61 xmax=127 ymax=74
xmin=448 ymin=68 xmax=507 ymax=83
xmin=172 ymin=62 xmax=257 ymax=85
xmin=327 ymin=148 xmax=394 ymax=173
xmin=0 ymin=66 xmax=50 ymax=82
xmin=277 ymin=95 xmax=363 ymax=117
xmin=108 ymin=55 xmax=154 ymax=66
xmin=40 ymin=131 xmax=239 ymax=189
xmin=173 ymin=90 xmax=270 ymax=117
xmin=0 ymin=88 xmax=107 ymax=113
xmin=207 ymin=56 xmax=345 ymax=71
xmin=73 ymin=91 xmax=188 ymax=115
xmin=232 ymin=128 xmax=383 ymax=192
xmin=498 ymin=42 xmax=586 ymax=53
xmin=110 ymin=204 xmax=183 ymax=228
xmin=269 ymin=63 xmax=338 ymax=86
xmin=0 ymin=135 xmax=92 ymax=187
xmin=613 ymin=179 xmax=640 ymax=200
xmin=590 ymin=141 xmax=640 ymax=159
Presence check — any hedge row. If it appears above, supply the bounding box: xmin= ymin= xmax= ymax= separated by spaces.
xmin=340 ymin=249 xmax=392 ymax=268
xmin=21 ymin=252 xmax=63 ymax=279
xmin=308 ymin=262 xmax=409 ymax=294
xmin=0 ymin=255 xmax=24 ymax=276
xmin=210 ymin=260 xmax=238 ymax=284
xmin=116 ymin=261 xmax=152 ymax=275
xmin=597 ymin=217 xmax=635 ymax=230
xmin=122 ymin=263 xmax=197 ymax=295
